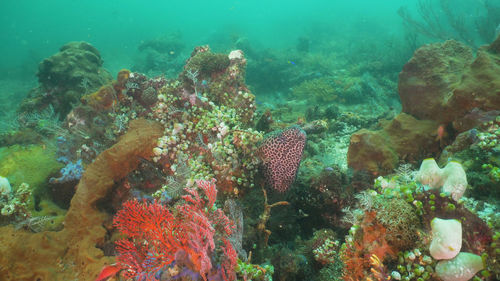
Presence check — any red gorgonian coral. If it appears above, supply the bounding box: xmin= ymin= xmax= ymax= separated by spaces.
xmin=112 ymin=179 xmax=237 ymax=281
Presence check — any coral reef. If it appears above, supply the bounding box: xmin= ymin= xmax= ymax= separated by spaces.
xmin=348 ymin=36 xmax=500 ymax=177
xmin=147 ymin=48 xmax=262 ymax=196
xmin=0 ymin=46 xmax=274 ymax=280
xmin=1 ymin=32 xmax=498 ymax=281
xmin=113 ymin=179 xmax=237 ymax=281
xmin=338 ymin=162 xmax=497 ymax=281
xmin=399 ymin=38 xmax=500 ymax=125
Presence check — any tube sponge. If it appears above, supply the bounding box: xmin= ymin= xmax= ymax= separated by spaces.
xmin=435 ymin=252 xmax=483 ymax=281
xmin=416 ymin=158 xmax=468 ymax=201
xmin=429 ymin=218 xmax=462 ymax=260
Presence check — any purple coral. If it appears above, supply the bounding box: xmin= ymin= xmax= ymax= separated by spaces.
xmin=258 ymin=125 xmax=306 ymax=192
xmin=49 ymin=158 xmax=83 ymax=184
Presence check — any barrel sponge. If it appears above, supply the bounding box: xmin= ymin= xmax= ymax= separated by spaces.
xmin=416 ymin=158 xmax=468 ymax=201
xmin=435 ymin=252 xmax=484 ymax=281
xmin=429 ymin=217 xmax=462 ymax=260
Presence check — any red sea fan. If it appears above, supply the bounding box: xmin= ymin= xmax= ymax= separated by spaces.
xmin=178 ymin=179 xmax=237 ymax=281
xmin=221 ymin=238 xmax=238 ymax=281
xmin=113 ymin=199 xmax=184 ymax=279
xmin=112 ymin=179 xmax=237 ymax=281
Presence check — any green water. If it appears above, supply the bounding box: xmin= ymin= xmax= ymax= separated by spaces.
xmin=0 ymin=0 xmax=413 ymax=74
xmin=0 ymin=1 xmax=499 ymax=280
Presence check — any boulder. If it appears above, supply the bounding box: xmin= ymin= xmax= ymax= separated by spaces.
xmin=348 ymin=113 xmax=439 ymax=175
xmin=399 ymin=36 xmax=500 ymax=127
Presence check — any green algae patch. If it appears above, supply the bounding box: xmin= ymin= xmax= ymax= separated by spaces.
xmin=0 ymin=144 xmax=62 ymax=194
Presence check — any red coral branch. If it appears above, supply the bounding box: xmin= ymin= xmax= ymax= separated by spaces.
xmin=113 ymin=199 xmax=184 ymax=279
xmin=112 ymin=179 xmax=237 ymax=281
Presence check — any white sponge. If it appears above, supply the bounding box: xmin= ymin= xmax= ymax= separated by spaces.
xmin=429 ymin=218 xmax=462 ymax=260
xmin=435 ymin=252 xmax=483 ymax=281
xmin=0 ymin=176 xmax=11 ymax=196
xmin=416 ymin=159 xmax=468 ymax=201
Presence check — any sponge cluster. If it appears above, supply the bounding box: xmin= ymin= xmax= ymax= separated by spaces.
xmin=430 ymin=218 xmax=484 ymax=281
xmin=416 ymin=158 xmax=467 ymax=201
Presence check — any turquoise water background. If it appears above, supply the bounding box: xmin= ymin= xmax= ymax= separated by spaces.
xmin=1 ymin=0 xmax=414 ymax=75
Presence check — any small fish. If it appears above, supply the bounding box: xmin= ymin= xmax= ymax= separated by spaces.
xmin=496 ymin=23 xmax=500 ymax=36
xmin=435 ymin=124 xmax=447 ymax=143
xmin=288 ymin=60 xmax=296 ymax=65
xmin=95 ymin=264 xmax=121 ymax=281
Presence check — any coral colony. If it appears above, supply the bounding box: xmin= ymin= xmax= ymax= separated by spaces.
xmin=1 ymin=6 xmax=500 ymax=280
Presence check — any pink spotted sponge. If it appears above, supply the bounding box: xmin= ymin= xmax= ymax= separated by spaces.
xmin=258 ymin=125 xmax=306 ymax=192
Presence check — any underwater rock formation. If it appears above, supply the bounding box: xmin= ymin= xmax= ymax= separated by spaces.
xmin=347 ymin=113 xmax=439 ymax=175
xmin=348 ymin=35 xmax=500 ymax=175
xmin=20 ymin=41 xmax=112 ymax=117
xmin=399 ymin=36 xmax=500 ymax=127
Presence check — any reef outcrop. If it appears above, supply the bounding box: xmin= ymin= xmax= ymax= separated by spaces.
xmin=348 ymin=36 xmax=500 ymax=174
xmin=20 ymin=41 xmax=112 ymax=117
xmin=347 ymin=113 xmax=438 ymax=175
xmin=399 ymin=38 xmax=500 ymax=125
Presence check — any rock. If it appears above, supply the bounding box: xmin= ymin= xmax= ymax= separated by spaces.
xmin=37 ymin=41 xmax=110 ymax=90
xmin=347 ymin=113 xmax=439 ymax=175
xmin=399 ymin=37 xmax=500 ymax=127
xmin=348 ymin=36 xmax=500 ymax=175
xmin=20 ymin=41 xmax=112 ymax=117
xmin=347 ymin=127 xmax=397 ymax=175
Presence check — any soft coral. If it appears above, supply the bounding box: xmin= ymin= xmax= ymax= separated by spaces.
xmin=178 ymin=179 xmax=236 ymax=280
xmin=112 ymin=179 xmax=237 ymax=281
xmin=113 ymin=199 xmax=184 ymax=280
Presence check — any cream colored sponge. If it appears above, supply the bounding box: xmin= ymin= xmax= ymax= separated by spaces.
xmin=429 ymin=217 xmax=462 ymax=260
xmin=435 ymin=252 xmax=484 ymax=281
xmin=416 ymin=158 xmax=467 ymax=201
